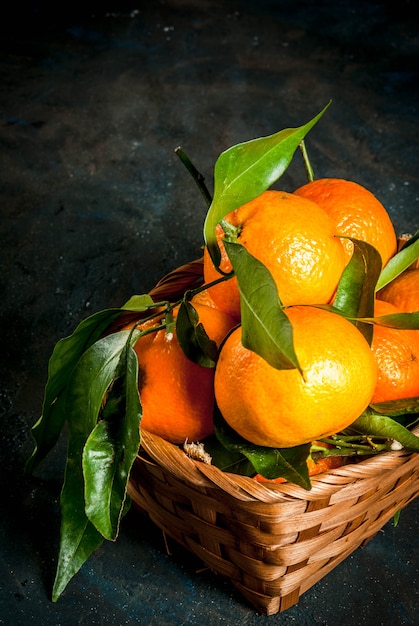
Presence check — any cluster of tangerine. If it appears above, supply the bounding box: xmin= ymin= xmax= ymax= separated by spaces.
xmin=126 ymin=177 xmax=419 ymax=476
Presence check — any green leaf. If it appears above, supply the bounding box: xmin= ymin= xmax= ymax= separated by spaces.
xmin=26 ymin=309 xmax=122 ymax=474
xmin=349 ymin=410 xmax=419 ymax=452
xmin=52 ymin=331 xmax=131 ymax=601
xmin=203 ymin=434 xmax=255 ymax=476
xmin=214 ymin=411 xmax=311 ymax=488
xmin=370 ymin=397 xmax=419 ymax=417
xmin=376 ymin=230 xmax=419 ymax=291
xmin=368 ymin=397 xmax=419 ymax=430
xmin=204 ymin=102 xmax=331 ymax=266
xmin=175 ymin=300 xmax=219 ymax=367
xmin=393 ymin=509 xmax=402 ymax=527
xmin=83 ymin=343 xmax=141 ymax=540
xmin=333 ymin=239 xmax=382 ymax=344
xmin=122 ymin=294 xmax=156 ymax=311
xmin=52 ymin=483 xmax=104 ymax=602
xmin=360 ymin=311 xmax=419 ymax=330
xmin=223 ymin=239 xmax=300 ymax=371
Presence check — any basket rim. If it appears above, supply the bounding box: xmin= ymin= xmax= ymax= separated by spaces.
xmin=136 ymin=423 xmax=419 ymax=504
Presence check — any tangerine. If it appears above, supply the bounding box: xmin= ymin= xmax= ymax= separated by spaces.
xmin=214 ymin=305 xmax=377 ymax=448
xmin=203 ymin=190 xmax=346 ymax=320
xmin=125 ymin=302 xmax=236 ymax=444
xmin=377 ymin=268 xmax=419 ymax=313
xmin=370 ymin=299 xmax=419 ymax=403
xmin=189 ymin=281 xmax=237 ymax=317
xmin=293 ymin=178 xmax=397 ymax=266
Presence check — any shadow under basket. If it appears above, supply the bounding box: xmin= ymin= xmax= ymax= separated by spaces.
xmin=128 ymin=428 xmax=419 ymax=615
xmin=122 ymin=256 xmax=419 ymax=615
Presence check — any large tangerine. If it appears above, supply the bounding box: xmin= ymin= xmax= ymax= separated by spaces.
xmin=214 ymin=305 xmax=377 ymax=448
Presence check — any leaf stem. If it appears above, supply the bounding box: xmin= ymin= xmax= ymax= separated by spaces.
xmin=299 ymin=140 xmax=315 ymax=182
xmin=183 ymin=273 xmax=235 ymax=301
xmin=312 ymin=434 xmax=397 ymax=460
xmin=174 ymin=147 xmax=213 ymax=207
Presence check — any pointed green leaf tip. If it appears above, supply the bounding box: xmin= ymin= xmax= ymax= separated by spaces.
xmin=376 ymin=230 xmax=419 ymax=291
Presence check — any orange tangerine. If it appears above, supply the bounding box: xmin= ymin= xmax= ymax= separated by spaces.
xmin=204 ymin=190 xmax=346 ymax=319
xmin=294 ymin=178 xmax=397 ymax=266
xmin=125 ymin=302 xmax=236 ymax=443
xmin=214 ymin=305 xmax=377 ymax=448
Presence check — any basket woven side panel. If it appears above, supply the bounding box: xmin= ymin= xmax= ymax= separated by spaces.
xmin=128 ymin=428 xmax=419 ymax=615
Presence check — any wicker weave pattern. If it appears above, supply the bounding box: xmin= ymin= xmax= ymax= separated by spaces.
xmin=128 ymin=426 xmax=419 ymax=615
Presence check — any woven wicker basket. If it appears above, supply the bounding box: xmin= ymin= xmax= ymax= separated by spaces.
xmin=128 ymin=428 xmax=419 ymax=615
xmin=121 ymin=256 xmax=419 ymax=616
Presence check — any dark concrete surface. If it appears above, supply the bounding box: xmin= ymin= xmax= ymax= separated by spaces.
xmin=1 ymin=1 xmax=418 ymax=624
